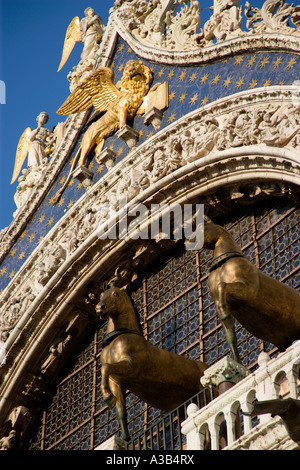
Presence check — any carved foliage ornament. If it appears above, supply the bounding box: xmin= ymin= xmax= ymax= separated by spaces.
xmin=114 ymin=0 xmax=300 ymax=51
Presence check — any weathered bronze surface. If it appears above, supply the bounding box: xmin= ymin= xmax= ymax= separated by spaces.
xmin=204 ymin=222 xmax=300 ymax=363
xmin=96 ymin=286 xmax=208 ymax=441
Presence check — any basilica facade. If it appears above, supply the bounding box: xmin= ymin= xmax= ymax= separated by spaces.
xmin=0 ymin=0 xmax=299 ymax=451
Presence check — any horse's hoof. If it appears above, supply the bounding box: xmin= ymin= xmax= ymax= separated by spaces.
xmin=121 ymin=431 xmax=131 ymax=442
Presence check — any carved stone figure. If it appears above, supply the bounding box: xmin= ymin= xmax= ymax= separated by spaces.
xmin=203 ymin=221 xmax=300 ymax=363
xmin=96 ymin=286 xmax=208 ymax=440
xmin=0 ymin=406 xmax=31 ymax=450
xmin=244 ymin=398 xmax=300 ymax=444
xmin=36 ymin=244 xmax=66 ymax=287
xmin=54 ymin=60 xmax=153 ymax=202
xmin=11 ymin=112 xmax=51 ymax=185
xmin=200 ymin=0 xmax=244 ymax=44
xmin=57 ymin=8 xmax=105 ymax=72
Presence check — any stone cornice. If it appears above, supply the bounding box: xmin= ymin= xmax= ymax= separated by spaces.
xmin=106 ymin=13 xmax=300 ymax=67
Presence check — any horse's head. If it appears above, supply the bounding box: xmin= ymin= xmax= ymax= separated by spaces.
xmin=95 ymin=286 xmax=124 ymax=321
xmin=203 ymin=222 xmax=219 ymax=249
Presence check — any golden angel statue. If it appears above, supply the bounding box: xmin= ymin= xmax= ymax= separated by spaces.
xmin=57 ymin=7 xmax=105 ymax=72
xmin=11 ymin=112 xmax=51 ymax=185
xmin=53 ymin=60 xmax=153 ymax=202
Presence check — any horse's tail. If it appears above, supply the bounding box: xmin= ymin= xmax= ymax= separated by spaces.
xmin=52 ymin=148 xmax=81 ymax=204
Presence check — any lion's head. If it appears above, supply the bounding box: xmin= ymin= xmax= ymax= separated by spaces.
xmin=120 ymin=60 xmax=153 ymax=96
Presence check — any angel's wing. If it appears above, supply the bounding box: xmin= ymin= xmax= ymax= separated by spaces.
xmin=11 ymin=128 xmax=32 ymax=184
xmin=57 ymin=67 xmax=121 ymax=116
xmin=57 ymin=16 xmax=81 ymax=72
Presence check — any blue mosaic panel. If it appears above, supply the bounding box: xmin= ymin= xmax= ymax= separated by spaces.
xmin=1 ymin=35 xmax=299 ymax=293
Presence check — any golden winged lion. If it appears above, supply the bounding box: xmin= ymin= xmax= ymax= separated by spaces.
xmin=54 ymin=60 xmax=153 ymax=202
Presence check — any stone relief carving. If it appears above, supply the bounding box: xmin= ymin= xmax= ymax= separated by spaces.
xmin=0 ymin=285 xmax=35 ymax=345
xmin=198 ymin=0 xmax=244 ymax=46
xmin=216 ymin=104 xmax=300 ymax=150
xmin=114 ymin=0 xmax=300 ymax=51
xmin=35 ymin=243 xmax=66 ymax=288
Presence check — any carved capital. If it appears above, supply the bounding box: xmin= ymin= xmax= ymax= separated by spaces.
xmin=200 ymin=357 xmax=250 ymax=389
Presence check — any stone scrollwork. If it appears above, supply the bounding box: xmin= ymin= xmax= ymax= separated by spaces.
xmin=114 ymin=0 xmax=300 ymax=51
xmin=164 ymin=0 xmax=202 ymax=50
xmin=245 ymin=0 xmax=300 ymax=35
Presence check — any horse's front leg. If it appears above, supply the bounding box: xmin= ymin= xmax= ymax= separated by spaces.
xmin=110 ymin=379 xmax=130 ymax=441
xmin=216 ymin=282 xmax=241 ymax=364
xmin=101 ymin=359 xmax=132 ymax=408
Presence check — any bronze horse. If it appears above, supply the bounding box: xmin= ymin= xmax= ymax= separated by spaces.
xmin=96 ymin=286 xmax=208 ymax=441
xmin=204 ymin=222 xmax=300 ymax=363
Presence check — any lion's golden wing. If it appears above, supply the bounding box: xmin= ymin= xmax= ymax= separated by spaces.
xmin=57 ymin=67 xmax=121 ymax=116
xmin=57 ymin=16 xmax=81 ymax=72
xmin=11 ymin=128 xmax=32 ymax=184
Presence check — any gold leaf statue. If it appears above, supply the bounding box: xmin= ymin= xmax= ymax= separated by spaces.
xmin=57 ymin=16 xmax=81 ymax=72
xmin=11 ymin=128 xmax=32 ymax=184
xmin=53 ymin=60 xmax=153 ymax=202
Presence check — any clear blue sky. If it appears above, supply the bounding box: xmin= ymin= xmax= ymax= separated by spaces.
xmin=0 ymin=0 xmax=264 ymax=231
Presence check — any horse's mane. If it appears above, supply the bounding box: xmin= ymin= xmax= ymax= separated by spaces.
xmin=122 ymin=287 xmax=143 ymax=334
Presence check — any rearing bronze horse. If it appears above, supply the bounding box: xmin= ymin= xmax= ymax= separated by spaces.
xmin=204 ymin=222 xmax=300 ymax=363
xmin=96 ymin=286 xmax=208 ymax=441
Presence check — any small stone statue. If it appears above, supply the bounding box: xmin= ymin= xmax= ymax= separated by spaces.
xmin=11 ymin=112 xmax=51 ymax=185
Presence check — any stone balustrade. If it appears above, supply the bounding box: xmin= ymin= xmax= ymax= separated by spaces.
xmin=181 ymin=340 xmax=300 ymax=451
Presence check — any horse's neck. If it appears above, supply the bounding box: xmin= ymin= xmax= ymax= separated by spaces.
xmin=106 ymin=299 xmax=141 ymax=333
xmin=214 ymin=235 xmax=241 ymax=257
